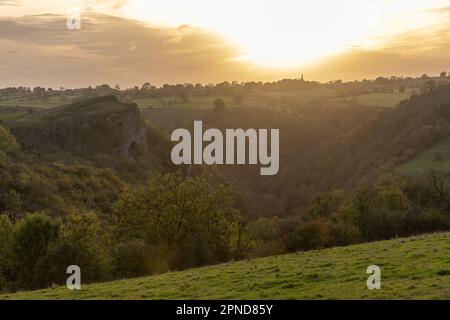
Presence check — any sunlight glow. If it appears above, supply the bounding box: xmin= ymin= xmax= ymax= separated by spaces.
xmin=121 ymin=0 xmax=448 ymax=68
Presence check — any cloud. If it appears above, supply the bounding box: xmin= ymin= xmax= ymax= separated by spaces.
xmin=0 ymin=11 xmax=449 ymax=87
xmin=0 ymin=13 xmax=284 ymax=88
xmin=303 ymin=22 xmax=450 ymax=81
xmin=0 ymin=0 xmax=20 ymax=5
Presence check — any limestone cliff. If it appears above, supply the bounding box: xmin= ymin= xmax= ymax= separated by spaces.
xmin=10 ymin=96 xmax=148 ymax=159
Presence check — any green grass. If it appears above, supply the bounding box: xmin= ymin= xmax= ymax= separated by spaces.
xmin=0 ymin=112 xmax=27 ymax=123
xmin=1 ymin=232 xmax=449 ymax=300
xmin=134 ymin=96 xmax=237 ymax=110
xmin=350 ymin=92 xmax=411 ymax=108
xmin=0 ymin=96 xmax=79 ymax=109
xmin=397 ymin=138 xmax=450 ymax=174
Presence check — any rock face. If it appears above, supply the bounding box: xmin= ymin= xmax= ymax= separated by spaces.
xmin=10 ymin=96 xmax=148 ymax=158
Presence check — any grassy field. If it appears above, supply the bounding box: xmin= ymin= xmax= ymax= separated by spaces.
xmin=1 ymin=232 xmax=449 ymax=300
xmin=0 ymin=111 xmax=27 ymax=123
xmin=0 ymin=96 xmax=79 ymax=109
xmin=330 ymin=92 xmax=412 ymax=108
xmin=351 ymin=92 xmax=411 ymax=108
xmin=134 ymin=96 xmax=237 ymax=110
xmin=397 ymin=138 xmax=450 ymax=175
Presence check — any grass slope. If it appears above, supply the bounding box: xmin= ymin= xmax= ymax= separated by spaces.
xmin=332 ymin=92 xmax=412 ymax=108
xmin=1 ymin=233 xmax=449 ymax=300
xmin=397 ymin=138 xmax=450 ymax=174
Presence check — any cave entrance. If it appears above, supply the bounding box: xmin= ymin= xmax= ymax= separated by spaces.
xmin=128 ymin=141 xmax=141 ymax=159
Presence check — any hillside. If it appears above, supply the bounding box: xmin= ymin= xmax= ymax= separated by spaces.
xmin=2 ymin=232 xmax=449 ymax=300
xmin=397 ymin=137 xmax=450 ymax=174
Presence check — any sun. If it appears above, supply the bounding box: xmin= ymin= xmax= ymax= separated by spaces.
xmin=121 ymin=0 xmax=448 ymax=68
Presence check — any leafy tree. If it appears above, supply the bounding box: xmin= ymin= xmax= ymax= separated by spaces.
xmin=421 ymin=80 xmax=436 ymax=94
xmin=2 ymin=190 xmax=22 ymax=221
xmin=11 ymin=213 xmax=60 ymax=288
xmin=113 ymin=173 xmax=241 ymax=269
xmin=285 ymin=219 xmax=331 ymax=251
xmin=32 ymin=212 xmax=112 ymax=288
xmin=307 ymin=189 xmax=345 ymax=219
xmin=0 ymin=215 xmax=14 ymax=291
xmin=0 ymin=126 xmax=19 ymax=157
xmin=213 ymin=98 xmax=226 ymax=112
xmin=113 ymin=241 xmax=170 ymax=277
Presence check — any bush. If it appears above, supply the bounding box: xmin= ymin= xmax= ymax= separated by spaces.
xmin=11 ymin=213 xmax=60 ymax=289
xmin=416 ymin=208 xmax=450 ymax=233
xmin=32 ymin=213 xmax=112 ymax=288
xmin=246 ymin=218 xmax=284 ymax=258
xmin=113 ymin=241 xmax=170 ymax=278
xmin=213 ymin=98 xmax=226 ymax=112
xmin=0 ymin=126 xmax=20 ymax=157
xmin=329 ymin=222 xmax=360 ymax=246
xmin=284 ymin=220 xmax=331 ymax=251
xmin=0 ymin=214 xmax=14 ymax=291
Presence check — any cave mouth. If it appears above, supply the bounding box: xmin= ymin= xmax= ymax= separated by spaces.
xmin=128 ymin=140 xmax=141 ymax=159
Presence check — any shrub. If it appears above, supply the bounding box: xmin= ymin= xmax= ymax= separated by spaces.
xmin=213 ymin=98 xmax=226 ymax=112
xmin=0 ymin=126 xmax=20 ymax=157
xmin=284 ymin=219 xmax=331 ymax=251
xmin=11 ymin=213 xmax=60 ymax=289
xmin=112 ymin=241 xmax=170 ymax=278
xmin=32 ymin=213 xmax=112 ymax=288
xmin=0 ymin=215 xmax=14 ymax=291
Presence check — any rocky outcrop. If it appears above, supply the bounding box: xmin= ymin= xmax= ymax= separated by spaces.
xmin=10 ymin=96 xmax=148 ymax=159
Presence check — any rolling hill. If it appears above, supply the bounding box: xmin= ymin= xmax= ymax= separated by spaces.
xmin=1 ymin=232 xmax=449 ymax=300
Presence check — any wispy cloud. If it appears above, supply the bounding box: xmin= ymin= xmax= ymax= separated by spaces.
xmin=0 ymin=0 xmax=21 ymax=5
xmin=0 ymin=13 xmax=283 ymax=88
xmin=304 ymin=22 xmax=450 ymax=80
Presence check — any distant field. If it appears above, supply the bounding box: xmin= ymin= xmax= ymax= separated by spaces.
xmin=2 ymin=232 xmax=449 ymax=300
xmin=349 ymin=92 xmax=411 ymax=108
xmin=134 ymin=96 xmax=236 ymax=110
xmin=397 ymin=138 xmax=450 ymax=174
xmin=0 ymin=111 xmax=27 ymax=123
xmin=0 ymin=96 xmax=79 ymax=109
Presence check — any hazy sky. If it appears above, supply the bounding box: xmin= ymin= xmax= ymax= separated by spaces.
xmin=0 ymin=0 xmax=449 ymax=87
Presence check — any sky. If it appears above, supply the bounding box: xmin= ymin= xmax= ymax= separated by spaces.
xmin=0 ymin=0 xmax=449 ymax=88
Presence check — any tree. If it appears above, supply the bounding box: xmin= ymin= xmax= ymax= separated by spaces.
xmin=113 ymin=173 xmax=241 ymax=269
xmin=213 ymin=98 xmax=226 ymax=112
xmin=2 ymin=190 xmax=22 ymax=221
xmin=11 ymin=213 xmax=60 ymax=288
xmin=0 ymin=215 xmax=14 ymax=291
xmin=32 ymin=212 xmax=112 ymax=288
xmin=0 ymin=126 xmax=19 ymax=157
xmin=421 ymin=80 xmax=436 ymax=94
xmin=440 ymin=71 xmax=447 ymax=78
xmin=307 ymin=189 xmax=345 ymax=219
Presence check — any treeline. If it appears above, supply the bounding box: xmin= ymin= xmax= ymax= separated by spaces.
xmin=0 ymin=175 xmax=242 ymax=292
xmin=2 ymin=72 xmax=449 ymax=103
xmin=245 ymin=173 xmax=450 ymax=256
xmin=1 ymin=124 xmax=242 ymax=291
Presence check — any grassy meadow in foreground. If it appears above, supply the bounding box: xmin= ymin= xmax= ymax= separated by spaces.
xmin=2 ymin=232 xmax=449 ymax=300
